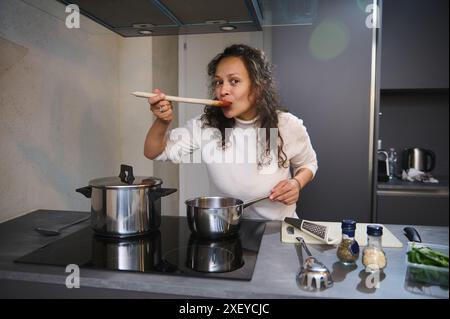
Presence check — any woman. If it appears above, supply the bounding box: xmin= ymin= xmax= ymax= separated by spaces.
xmin=144 ymin=44 xmax=317 ymax=220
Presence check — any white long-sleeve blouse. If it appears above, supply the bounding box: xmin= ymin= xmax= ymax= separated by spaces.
xmin=154 ymin=111 xmax=318 ymax=220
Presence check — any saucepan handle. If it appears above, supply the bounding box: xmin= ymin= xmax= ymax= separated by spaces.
xmin=76 ymin=186 xmax=92 ymax=198
xmin=148 ymin=188 xmax=177 ymax=202
xmin=243 ymin=195 xmax=270 ymax=209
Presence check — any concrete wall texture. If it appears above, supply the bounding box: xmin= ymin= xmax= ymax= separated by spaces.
xmin=0 ymin=0 xmax=154 ymax=222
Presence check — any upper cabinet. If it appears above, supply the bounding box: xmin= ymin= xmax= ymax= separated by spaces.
xmin=381 ymin=0 xmax=449 ymax=89
xmin=58 ymin=0 xmax=263 ymax=37
xmin=57 ymin=0 xmax=316 ymax=38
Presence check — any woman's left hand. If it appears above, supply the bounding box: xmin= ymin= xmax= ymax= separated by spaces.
xmin=269 ymin=179 xmax=302 ymax=205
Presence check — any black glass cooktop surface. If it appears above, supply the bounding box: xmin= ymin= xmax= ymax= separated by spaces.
xmin=15 ymin=216 xmax=266 ymax=281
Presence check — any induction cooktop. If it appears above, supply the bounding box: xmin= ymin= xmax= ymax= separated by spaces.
xmin=15 ymin=216 xmax=266 ymax=281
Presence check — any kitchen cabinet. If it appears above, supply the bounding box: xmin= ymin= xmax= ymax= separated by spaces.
xmin=377 ymin=179 xmax=449 ymax=226
xmin=380 ymin=0 xmax=449 ymax=89
xmin=375 ymin=0 xmax=449 ymax=226
xmin=376 ymin=93 xmax=449 ymax=228
xmin=377 ymin=193 xmax=449 ymax=226
xmin=376 ymin=93 xmax=449 ymax=227
xmin=378 ymin=90 xmax=449 ymax=177
xmin=56 ymin=0 xmax=263 ymax=37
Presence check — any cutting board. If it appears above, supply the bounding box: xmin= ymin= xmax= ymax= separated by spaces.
xmin=281 ymin=221 xmax=403 ymax=248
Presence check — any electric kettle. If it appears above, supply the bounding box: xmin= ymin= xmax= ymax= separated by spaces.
xmin=402 ymin=148 xmax=436 ymax=172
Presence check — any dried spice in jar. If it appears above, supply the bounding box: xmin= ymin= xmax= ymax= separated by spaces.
xmin=336 ymin=220 xmax=360 ymax=264
xmin=362 ymin=225 xmax=387 ymax=272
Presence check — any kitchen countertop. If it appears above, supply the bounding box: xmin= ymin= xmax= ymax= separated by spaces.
xmin=378 ymin=177 xmax=449 ymax=195
xmin=0 ymin=210 xmax=448 ymax=299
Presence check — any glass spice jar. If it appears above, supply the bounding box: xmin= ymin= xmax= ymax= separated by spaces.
xmin=336 ymin=220 xmax=360 ymax=264
xmin=362 ymin=225 xmax=387 ymax=272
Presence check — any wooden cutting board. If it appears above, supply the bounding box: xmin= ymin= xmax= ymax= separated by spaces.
xmin=281 ymin=221 xmax=403 ymax=248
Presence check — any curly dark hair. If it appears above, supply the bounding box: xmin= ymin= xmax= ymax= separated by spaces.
xmin=201 ymin=44 xmax=288 ymax=168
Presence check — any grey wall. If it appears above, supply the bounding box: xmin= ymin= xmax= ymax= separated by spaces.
xmin=117 ymin=36 xmax=154 ymax=177
xmin=152 ymin=36 xmax=180 ymax=215
xmin=379 ymin=92 xmax=449 ymax=177
xmin=271 ymin=0 xmax=375 ymax=222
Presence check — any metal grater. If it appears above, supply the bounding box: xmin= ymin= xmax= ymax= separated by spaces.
xmin=301 ymin=221 xmax=327 ymax=240
xmin=284 ymin=218 xmax=338 ymax=245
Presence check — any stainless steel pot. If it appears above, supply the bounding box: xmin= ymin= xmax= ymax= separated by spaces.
xmin=185 ymin=195 xmax=268 ymax=239
xmin=186 ymin=235 xmax=243 ymax=273
xmin=76 ymin=164 xmax=177 ymax=238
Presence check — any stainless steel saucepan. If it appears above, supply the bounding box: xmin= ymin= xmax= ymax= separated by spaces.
xmin=185 ymin=195 xmax=269 ymax=239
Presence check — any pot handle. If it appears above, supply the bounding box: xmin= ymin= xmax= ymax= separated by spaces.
xmin=119 ymin=164 xmax=135 ymax=184
xmin=76 ymin=186 xmax=92 ymax=198
xmin=243 ymin=195 xmax=270 ymax=209
xmin=148 ymin=188 xmax=177 ymax=202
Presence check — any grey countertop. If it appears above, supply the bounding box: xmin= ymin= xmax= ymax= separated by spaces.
xmin=0 ymin=210 xmax=448 ymax=299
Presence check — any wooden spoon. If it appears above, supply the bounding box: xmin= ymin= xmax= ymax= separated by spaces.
xmin=131 ymin=91 xmax=231 ymax=107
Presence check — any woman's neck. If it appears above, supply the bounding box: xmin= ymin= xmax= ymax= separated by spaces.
xmin=236 ymin=108 xmax=258 ymax=121
xmin=235 ymin=116 xmax=259 ymax=126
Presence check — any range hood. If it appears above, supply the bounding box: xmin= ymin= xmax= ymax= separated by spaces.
xmin=57 ymin=0 xmax=317 ymax=37
xmin=58 ymin=0 xmax=262 ymax=37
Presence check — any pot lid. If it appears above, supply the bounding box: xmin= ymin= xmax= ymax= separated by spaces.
xmin=89 ymin=176 xmax=162 ymax=188
xmin=88 ymin=164 xmax=163 ymax=188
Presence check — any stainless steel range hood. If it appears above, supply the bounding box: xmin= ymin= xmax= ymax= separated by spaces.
xmin=57 ymin=0 xmax=317 ymax=37
xmin=57 ymin=0 xmax=263 ymax=37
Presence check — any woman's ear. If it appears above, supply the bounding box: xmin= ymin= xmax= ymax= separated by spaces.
xmin=250 ymin=85 xmax=262 ymax=101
